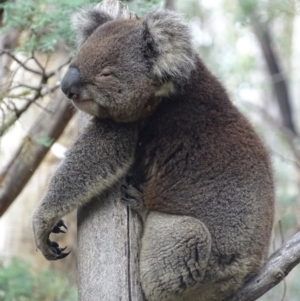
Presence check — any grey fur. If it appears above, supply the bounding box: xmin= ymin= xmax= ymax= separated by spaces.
xmin=72 ymin=6 xmax=112 ymax=47
xmin=144 ymin=11 xmax=196 ymax=85
xmin=32 ymin=119 xmax=137 ymax=260
xmin=72 ymin=1 xmax=137 ymax=48
xmin=32 ymin=7 xmax=274 ymax=301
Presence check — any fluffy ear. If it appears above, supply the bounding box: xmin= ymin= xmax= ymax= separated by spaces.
xmin=72 ymin=1 xmax=138 ymax=48
xmin=143 ymin=11 xmax=196 ymax=85
xmin=72 ymin=6 xmax=112 ymax=47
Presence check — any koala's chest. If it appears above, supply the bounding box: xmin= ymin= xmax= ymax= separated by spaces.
xmin=123 ymin=109 xmax=270 ymax=217
xmin=125 ymin=124 xmax=201 ymax=215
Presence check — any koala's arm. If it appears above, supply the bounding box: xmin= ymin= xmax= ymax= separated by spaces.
xmin=32 ymin=118 xmax=138 ymax=260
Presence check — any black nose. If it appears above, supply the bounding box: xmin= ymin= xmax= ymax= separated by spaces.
xmin=61 ymin=67 xmax=81 ymax=99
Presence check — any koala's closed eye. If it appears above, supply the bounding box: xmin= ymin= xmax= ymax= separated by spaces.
xmin=96 ymin=69 xmax=113 ymax=81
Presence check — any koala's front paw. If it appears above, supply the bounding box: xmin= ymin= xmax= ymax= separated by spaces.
xmin=121 ymin=180 xmax=144 ymax=211
xmin=33 ymin=217 xmax=70 ymax=261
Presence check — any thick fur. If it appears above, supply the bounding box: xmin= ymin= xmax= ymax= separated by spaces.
xmin=72 ymin=6 xmax=112 ymax=47
xmin=144 ymin=11 xmax=196 ymax=85
xmin=32 ymin=119 xmax=137 ymax=260
xmin=32 ymin=7 xmax=274 ymax=301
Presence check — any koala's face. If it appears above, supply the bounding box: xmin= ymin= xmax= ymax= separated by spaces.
xmin=61 ymin=8 xmax=196 ymax=122
xmin=63 ymin=20 xmax=159 ymax=122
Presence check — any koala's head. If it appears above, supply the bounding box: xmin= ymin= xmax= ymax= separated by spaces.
xmin=61 ymin=6 xmax=196 ymax=122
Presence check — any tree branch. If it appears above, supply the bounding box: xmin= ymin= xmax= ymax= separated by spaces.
xmin=0 ymin=49 xmax=43 ymax=76
xmin=226 ymin=231 xmax=300 ymax=301
xmin=30 ymin=51 xmax=44 ymax=71
xmin=0 ymin=53 xmax=71 ymax=136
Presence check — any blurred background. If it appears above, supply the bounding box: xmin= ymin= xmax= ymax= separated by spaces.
xmin=0 ymin=0 xmax=299 ymax=300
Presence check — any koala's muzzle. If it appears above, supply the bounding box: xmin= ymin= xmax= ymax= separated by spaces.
xmin=61 ymin=67 xmax=81 ymax=100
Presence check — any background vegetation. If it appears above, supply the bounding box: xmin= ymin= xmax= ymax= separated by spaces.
xmin=0 ymin=257 xmax=77 ymax=301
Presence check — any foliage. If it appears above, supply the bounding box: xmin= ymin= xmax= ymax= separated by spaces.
xmin=0 ymin=0 xmax=164 ymax=53
xmin=0 ymin=257 xmax=77 ymax=301
xmin=0 ymin=0 xmax=95 ymax=52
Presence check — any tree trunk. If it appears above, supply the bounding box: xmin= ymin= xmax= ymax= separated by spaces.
xmin=77 ymin=113 xmax=145 ymax=301
xmin=76 ymin=2 xmax=145 ymax=300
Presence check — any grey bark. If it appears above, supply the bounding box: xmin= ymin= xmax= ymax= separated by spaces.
xmin=77 ymin=113 xmax=144 ymax=301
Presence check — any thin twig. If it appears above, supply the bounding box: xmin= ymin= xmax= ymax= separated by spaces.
xmin=44 ymin=53 xmax=51 ymax=71
xmin=6 ymin=95 xmax=33 ymax=101
xmin=0 ymin=81 xmax=61 ymax=136
xmin=278 ymin=220 xmax=284 ymax=247
xmin=30 ymin=51 xmax=44 ymax=71
xmin=272 ymin=150 xmax=300 ymax=170
xmin=0 ymin=51 xmax=71 ymax=135
xmin=5 ymin=57 xmax=32 ymax=89
xmin=0 ymin=50 xmax=43 ymax=76
xmin=32 ymin=101 xmax=53 ymax=113
xmin=41 ymin=83 xmax=60 ymax=97
xmin=8 ymin=84 xmax=40 ymax=92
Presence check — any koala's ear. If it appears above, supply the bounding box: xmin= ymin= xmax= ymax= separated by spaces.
xmin=72 ymin=6 xmax=113 ymax=47
xmin=143 ymin=11 xmax=196 ymax=84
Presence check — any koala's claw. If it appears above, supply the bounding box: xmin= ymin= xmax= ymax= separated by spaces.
xmin=33 ymin=220 xmax=70 ymax=260
xmin=55 ymin=251 xmax=71 ymax=260
xmin=45 ymin=238 xmax=70 ymax=260
xmin=50 ymin=241 xmax=59 ymax=248
xmin=52 ymin=220 xmax=68 ymax=233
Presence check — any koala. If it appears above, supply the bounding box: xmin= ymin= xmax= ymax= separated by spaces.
xmin=32 ymin=5 xmax=274 ymax=301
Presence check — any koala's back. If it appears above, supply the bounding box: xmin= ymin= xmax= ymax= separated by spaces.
xmin=132 ymin=59 xmax=274 ymax=296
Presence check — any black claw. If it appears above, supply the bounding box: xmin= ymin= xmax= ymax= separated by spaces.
xmin=52 ymin=226 xmax=66 ymax=234
xmin=51 ymin=220 xmax=68 ymax=233
xmin=51 ymin=226 xmax=58 ymax=233
xmin=48 ymin=239 xmax=69 ymax=259
xmin=54 ymin=248 xmax=62 ymax=255
xmin=55 ymin=251 xmax=71 ymax=260
xmin=57 ymin=220 xmax=68 ymax=230
xmin=44 ymin=219 xmax=70 ymax=260
xmin=51 ymin=241 xmax=59 ymax=247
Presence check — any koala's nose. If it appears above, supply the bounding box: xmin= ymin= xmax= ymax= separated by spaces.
xmin=61 ymin=67 xmax=81 ymax=99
